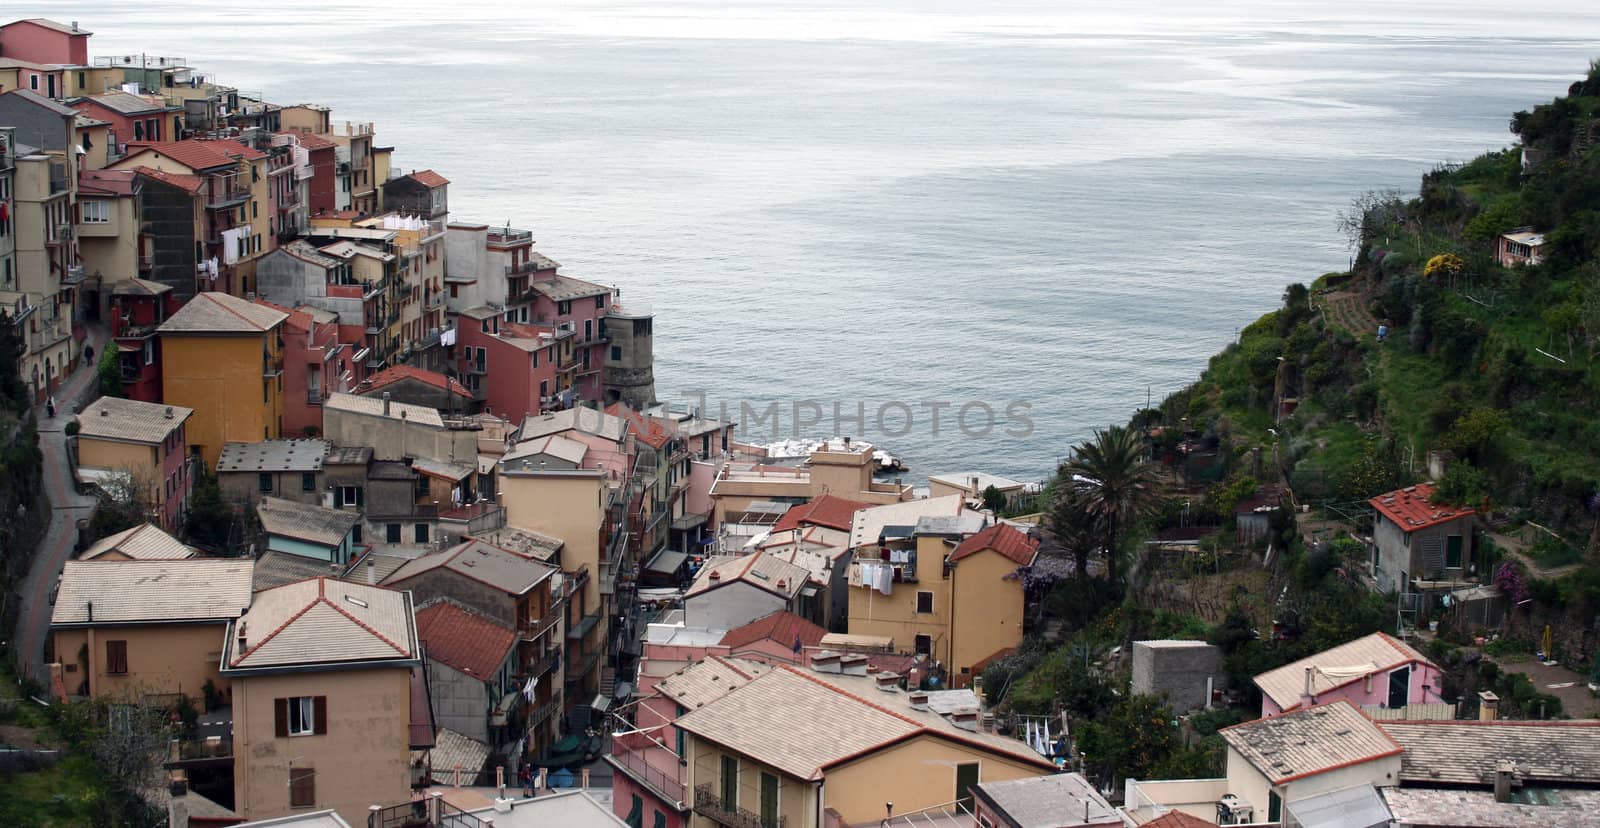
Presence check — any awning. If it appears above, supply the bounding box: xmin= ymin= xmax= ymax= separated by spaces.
xmin=645 ymin=549 xmax=689 ymax=576
xmin=590 ymin=694 xmax=612 ymax=714
xmin=1286 ymin=785 xmax=1389 ymax=828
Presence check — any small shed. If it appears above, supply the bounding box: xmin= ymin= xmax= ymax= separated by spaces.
xmin=1132 ymin=640 xmax=1222 ymax=713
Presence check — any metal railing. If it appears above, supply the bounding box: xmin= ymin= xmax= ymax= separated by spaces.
xmin=207 ymin=184 xmax=251 ymax=209
xmin=694 ymin=783 xmax=784 ymax=828
xmin=529 ymin=694 xmax=562 ymax=727
xmin=610 ymin=740 xmax=686 ymax=805
xmin=487 ymin=227 xmax=532 ymax=245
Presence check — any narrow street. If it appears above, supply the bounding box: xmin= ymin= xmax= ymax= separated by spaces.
xmin=14 ymin=336 xmax=100 ymax=687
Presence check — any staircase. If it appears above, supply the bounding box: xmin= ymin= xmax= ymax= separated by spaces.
xmin=599 ymin=667 xmax=617 ymax=699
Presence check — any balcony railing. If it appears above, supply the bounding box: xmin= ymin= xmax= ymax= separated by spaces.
xmin=529 ymin=693 xmax=562 ymax=728
xmin=138 ymin=255 xmax=154 ymax=272
xmin=611 ymin=739 xmax=686 ymax=806
xmin=523 ymin=608 xmax=562 ymax=644
xmin=486 ymin=227 xmax=532 ymax=245
xmin=523 ymin=645 xmax=561 ymax=680
xmin=208 ymin=185 xmax=251 ymax=209
xmin=694 ymin=784 xmax=784 ymax=828
xmin=262 ymin=354 xmax=283 ymax=377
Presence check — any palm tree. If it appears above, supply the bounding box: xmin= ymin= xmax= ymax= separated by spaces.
xmin=1062 ymin=425 xmax=1163 ymax=586
xmin=1048 ymin=488 xmax=1102 ymax=579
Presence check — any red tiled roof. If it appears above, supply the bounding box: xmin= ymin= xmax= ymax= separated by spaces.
xmin=606 ymin=403 xmax=672 ymax=450
xmin=254 ymin=299 xmax=315 ymax=333
xmin=1369 ymin=482 xmax=1475 ymax=533
xmin=721 ymin=610 xmax=827 ymax=653
xmin=202 ymin=137 xmax=268 ymax=161
xmin=294 ymin=132 xmax=337 ymax=150
xmin=360 ymin=365 xmax=470 ymax=399
xmin=77 ymin=169 xmax=137 ymax=197
xmin=772 ymin=494 xmax=870 ymax=533
xmin=132 ymin=165 xmax=204 ymax=194
xmin=1143 ymin=812 xmax=1219 ymax=828
xmin=410 ymin=169 xmax=449 ymax=188
xmin=414 ymin=601 xmax=516 ymax=679
xmin=125 ymin=140 xmax=243 ymax=171
xmin=948 ymin=523 xmax=1038 ymax=566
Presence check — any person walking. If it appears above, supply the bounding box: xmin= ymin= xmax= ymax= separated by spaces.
xmin=81 ymin=343 xmax=93 ymax=367
xmin=519 ymin=763 xmax=534 ymax=797
xmin=46 ymin=395 xmax=56 ymax=419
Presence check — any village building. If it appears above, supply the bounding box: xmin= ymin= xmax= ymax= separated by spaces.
xmin=73 ymin=395 xmax=194 ymax=529
xmin=157 ymin=291 xmax=288 ymax=470
xmin=1368 ymin=482 xmax=1477 ymax=598
xmin=215 ymin=439 xmax=328 ymax=508
xmin=256 ymin=495 xmax=363 ymax=568
xmin=1253 ymin=631 xmax=1444 ymax=717
xmin=684 ymin=551 xmax=812 ymax=630
xmin=970 ymin=772 xmax=1122 ymax=828
xmin=107 ymin=277 xmax=182 ymax=402
xmin=76 ymin=522 xmax=195 ymax=561
xmin=1495 ymin=228 xmax=1547 ymax=267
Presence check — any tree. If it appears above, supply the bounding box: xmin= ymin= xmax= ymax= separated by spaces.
xmin=96 ymin=348 xmax=124 ymax=399
xmin=1048 ymin=489 xmax=1102 ymax=579
xmin=1074 ymin=694 xmax=1181 ymax=787
xmin=184 ymin=468 xmax=239 ymax=553
xmin=88 ymin=467 xmax=160 ymax=540
xmin=1062 ymin=426 xmax=1164 ymax=586
xmin=980 ymin=484 xmax=1007 ymax=513
xmin=0 ymin=310 xmax=29 ymax=413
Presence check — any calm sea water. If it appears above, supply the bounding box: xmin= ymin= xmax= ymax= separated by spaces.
xmin=37 ymin=1 xmax=1600 ymax=480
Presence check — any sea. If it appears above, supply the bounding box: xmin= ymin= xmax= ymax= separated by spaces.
xmin=33 ymin=0 xmax=1600 ymax=482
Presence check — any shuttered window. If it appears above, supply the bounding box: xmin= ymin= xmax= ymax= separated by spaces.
xmin=274 ymin=696 xmax=328 ymax=737
xmin=760 ymin=772 xmax=778 ymax=828
xmin=720 ymin=755 xmax=738 ymax=807
xmin=105 ymin=640 xmax=128 ymax=675
xmin=289 ymin=767 xmax=315 ymax=807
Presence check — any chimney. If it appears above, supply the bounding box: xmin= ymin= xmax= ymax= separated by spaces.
xmin=85 ymin=601 xmax=92 ymax=623
xmin=164 ymin=406 xmax=174 ymax=419
xmin=708 ymin=570 xmax=721 ymax=583
xmin=1300 ymin=666 xmax=1316 ymax=707
xmin=981 ymin=712 xmax=996 ymax=732
xmin=1479 ymin=690 xmax=1500 ymax=721
xmin=382 ymin=392 xmax=391 ymax=416
xmin=236 ymin=621 xmax=247 ymax=654
xmin=949 ymin=708 xmax=979 ymax=731
xmin=841 ymin=654 xmax=870 ymax=677
xmin=908 ymin=691 xmax=929 ymax=711
xmin=874 ymin=672 xmax=901 ymax=692
xmin=811 ymin=652 xmax=841 ymax=674
xmin=367 ymin=557 xmax=377 ymax=585
xmin=1494 ymin=760 xmax=1517 ymax=803
xmin=72 ymin=20 xmax=79 ymax=31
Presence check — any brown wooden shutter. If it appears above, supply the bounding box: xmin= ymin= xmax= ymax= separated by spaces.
xmin=105 ymin=640 xmax=128 ymax=674
xmin=312 ymin=696 xmax=327 ymax=735
xmin=274 ymin=698 xmax=289 ymax=738
xmin=289 ymin=767 xmax=315 ymax=807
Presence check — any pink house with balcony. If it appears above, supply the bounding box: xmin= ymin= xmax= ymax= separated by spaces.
xmin=1253 ymin=631 xmax=1444 ymax=717
xmin=0 ymin=18 xmax=91 ymax=68
xmin=453 ymin=306 xmax=563 ymax=422
xmin=257 ymin=300 xmax=345 ymax=438
xmin=109 ymin=279 xmax=183 ymax=403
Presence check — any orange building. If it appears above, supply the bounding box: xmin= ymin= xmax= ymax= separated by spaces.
xmin=157 ymin=291 xmax=287 ymax=470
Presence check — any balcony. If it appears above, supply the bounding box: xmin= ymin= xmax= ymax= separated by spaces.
xmin=564 ymin=648 xmax=602 ymax=684
xmin=611 ymin=735 xmax=686 ymax=807
xmin=523 ymin=607 xmax=562 ymax=644
xmin=486 ymin=227 xmax=532 ymax=246
xmin=262 ymin=353 xmax=283 ymax=378
xmin=529 ymin=693 xmax=562 ymax=728
xmin=207 ymin=184 xmax=250 ymax=209
xmin=504 ymin=259 xmax=554 ymax=277
xmin=567 ymin=608 xmax=601 ymax=642
xmin=694 ymin=784 xmax=784 ymax=828
xmin=62 ymin=265 xmax=86 ymax=286
xmin=523 ymin=646 xmax=561 ymax=681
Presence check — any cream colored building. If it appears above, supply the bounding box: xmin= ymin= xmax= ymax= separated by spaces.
xmin=77 ymin=522 xmax=195 ymax=561
xmin=74 ymin=395 xmax=195 ymax=530
xmin=709 ymin=439 xmax=912 ymax=529
xmin=49 ymin=558 xmax=253 ymax=699
xmin=847 ymin=520 xmax=1037 ymax=683
xmin=676 ymin=661 xmax=1056 ymax=827
xmin=927 ymin=471 xmax=1026 ymax=508
xmin=222 ymin=578 xmax=431 ymax=825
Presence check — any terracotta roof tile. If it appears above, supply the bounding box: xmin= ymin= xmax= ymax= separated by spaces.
xmin=772 ymin=494 xmax=870 ymax=533
xmin=1369 ymin=482 xmax=1475 ymax=533
xmin=1143 ymin=812 xmax=1220 ymax=828
xmin=720 ymin=610 xmax=827 ymax=653
xmin=124 ymin=140 xmax=241 ymax=171
xmin=133 ymin=165 xmax=205 ymax=194
xmin=360 ymin=365 xmax=471 ymax=399
xmin=948 ymin=523 xmax=1038 ymax=566
xmin=415 ymin=600 xmax=516 ymax=679
xmin=409 ymin=169 xmax=449 ymax=188
xmin=159 ymin=291 xmax=287 ymax=334
xmin=293 ymin=132 xmax=337 ymax=150
xmin=605 ymin=403 xmax=672 ymax=450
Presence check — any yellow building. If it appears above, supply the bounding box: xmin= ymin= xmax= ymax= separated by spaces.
xmin=157 ymin=291 xmax=287 ymax=470
xmin=222 ymin=578 xmax=431 ymax=825
xmin=49 ymin=558 xmax=253 ymax=699
xmin=847 ymin=521 xmax=1038 ymax=682
xmin=676 ymin=662 xmax=1056 ymax=827
xmin=74 ymin=395 xmax=194 ymax=530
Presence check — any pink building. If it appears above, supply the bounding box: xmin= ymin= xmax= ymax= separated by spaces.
xmin=452 ymin=307 xmax=563 ymax=422
xmin=257 ymin=300 xmax=345 ymax=438
xmin=69 ymin=92 xmax=181 ymax=154
xmin=0 ymin=18 xmax=91 ymax=68
xmin=108 ymin=279 xmax=183 ymax=403
xmin=1253 ymin=631 xmax=1444 ymax=717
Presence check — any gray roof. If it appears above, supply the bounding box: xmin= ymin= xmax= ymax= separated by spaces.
xmin=971 ymin=772 xmax=1118 ymax=828
xmin=412 ymin=456 xmax=473 ymax=481
xmin=1380 ymin=719 xmax=1600 ymax=786
xmin=224 ymin=578 xmax=417 ymax=670
xmin=84 ymin=91 xmax=173 ymax=115
xmin=252 ymin=549 xmax=341 ymax=593
xmin=657 ymin=656 xmax=770 ymax=710
xmin=217 ymin=440 xmax=329 ymax=473
xmin=518 ymin=408 xmax=628 ymax=443
xmin=1381 ymin=786 xmax=1600 ymax=828
xmin=461 ymin=791 xmax=625 ymax=828
xmin=324 ymin=445 xmax=374 ymax=465
xmin=469 ymin=527 xmax=563 ymax=562
xmin=384 ymin=539 xmax=557 ymax=596
xmin=913 ymin=513 xmax=988 ymax=537
xmin=1221 ymin=700 xmax=1401 ymax=784
xmin=256 ymin=496 xmax=361 ymax=547
xmin=530 ymin=273 xmax=608 ymax=302
xmin=420 ymin=727 xmax=492 ymax=784
xmin=52 ymin=559 xmax=254 ymax=625
xmin=1286 ymin=784 xmax=1390 ymax=828
xmin=76 ymin=396 xmax=192 ymax=444
xmin=79 ymin=523 xmax=195 ymax=561
xmin=277 ymin=239 xmax=343 ymax=269
xmin=325 ymin=392 xmax=445 ymax=427
xmin=111 ymin=278 xmax=173 ymax=297
xmin=159 ymin=292 xmax=287 ymax=334
xmin=3 ymin=88 xmax=78 ymax=118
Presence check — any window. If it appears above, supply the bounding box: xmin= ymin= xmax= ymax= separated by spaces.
xmin=275 ymin=696 xmax=326 ymax=737
xmin=105 ymin=640 xmax=128 ymax=675
xmin=675 ymin=706 xmax=686 ymax=755
xmin=626 ymin=795 xmax=642 ymax=828
xmin=81 ymin=200 xmax=110 ymax=224
xmin=289 ymin=767 xmax=316 ymax=808
xmin=337 ymin=485 xmax=363 ymax=507
xmin=30 ymin=74 xmax=37 ymax=90
xmin=251 ymin=200 xmax=258 ymax=218
xmin=417 ymin=476 xmax=430 ymax=496
xmin=954 ymin=762 xmax=979 ymax=812
xmin=414 ymin=523 xmax=429 ymax=544
xmin=916 ymin=591 xmax=934 ymax=614
xmin=352 ymin=524 xmax=363 ymax=544
xmin=914 ymin=634 xmax=932 ymax=656
xmin=387 ymin=523 xmax=401 ymax=543
xmin=258 ymin=473 xmax=274 ymax=493
xmin=301 ymin=473 xmax=316 ymax=492
xmin=720 ymin=756 xmax=738 ymax=807
xmin=760 ymin=772 xmax=778 ymax=828
xmin=557 ymin=300 xmax=571 ymax=315
xmin=611 ymin=346 xmax=622 ymax=362
xmin=1446 ymin=535 xmax=1463 ymax=569
xmin=595 ymin=295 xmax=605 ymax=309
